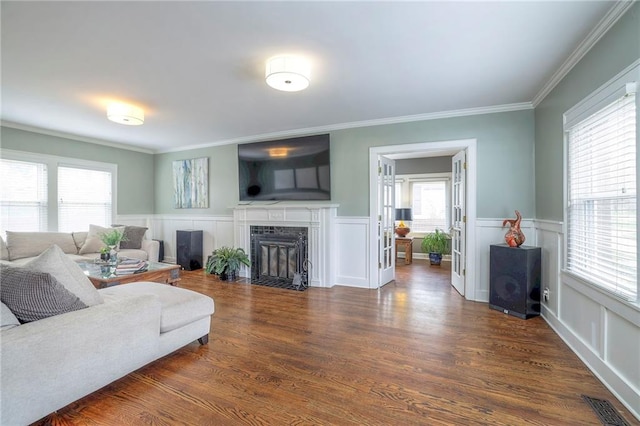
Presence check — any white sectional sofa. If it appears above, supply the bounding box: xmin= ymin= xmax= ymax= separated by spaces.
xmin=1 ymin=281 xmax=215 ymax=425
xmin=0 ymin=229 xmax=160 ymax=266
xmin=0 ymin=237 xmax=214 ymax=425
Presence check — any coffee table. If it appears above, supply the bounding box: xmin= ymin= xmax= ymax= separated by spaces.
xmin=77 ymin=260 xmax=181 ymax=289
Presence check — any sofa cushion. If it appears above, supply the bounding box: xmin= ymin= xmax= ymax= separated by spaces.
xmin=0 ymin=264 xmax=87 ymax=323
xmin=79 ymin=225 xmax=125 ymax=255
xmin=72 ymin=231 xmax=88 ymax=252
xmin=26 ymin=245 xmax=103 ymax=306
xmin=0 ymin=237 xmax=8 ymax=261
xmin=100 ymin=282 xmax=214 ymax=333
xmin=6 ymin=231 xmax=78 ymax=260
xmin=112 ymin=225 xmax=148 ymax=250
xmin=1 ymin=302 xmax=20 ymax=330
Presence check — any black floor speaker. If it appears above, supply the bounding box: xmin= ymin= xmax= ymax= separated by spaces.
xmin=490 ymin=244 xmax=541 ymax=319
xmin=176 ymin=230 xmax=203 ymax=271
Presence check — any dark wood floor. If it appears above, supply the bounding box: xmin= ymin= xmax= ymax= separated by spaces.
xmin=37 ymin=261 xmax=638 ymax=425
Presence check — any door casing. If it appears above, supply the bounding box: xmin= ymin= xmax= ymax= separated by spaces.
xmin=368 ymin=139 xmax=477 ymax=299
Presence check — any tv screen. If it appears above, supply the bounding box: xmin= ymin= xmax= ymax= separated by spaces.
xmin=238 ymin=134 xmax=331 ymax=201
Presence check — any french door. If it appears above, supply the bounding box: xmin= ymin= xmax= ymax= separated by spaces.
xmin=378 ymin=156 xmax=395 ymax=286
xmin=451 ymin=150 xmax=466 ymax=296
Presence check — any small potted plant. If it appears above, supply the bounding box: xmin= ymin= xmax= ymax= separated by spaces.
xmin=205 ymin=246 xmax=251 ymax=281
xmin=99 ymin=246 xmax=111 ymax=262
xmin=421 ymin=228 xmax=451 ymax=266
xmin=99 ymin=229 xmax=127 ymax=263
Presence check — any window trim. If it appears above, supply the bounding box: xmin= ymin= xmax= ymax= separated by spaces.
xmin=395 ymin=172 xmax=452 ymax=237
xmin=0 ymin=149 xmax=118 ymax=232
xmin=562 ymin=60 xmax=640 ymax=305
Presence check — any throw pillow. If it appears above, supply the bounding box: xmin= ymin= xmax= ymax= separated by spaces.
xmin=1 ymin=301 xmax=20 ymax=330
xmin=0 ymin=264 xmax=87 ymax=323
xmin=112 ymin=225 xmax=148 ymax=250
xmin=79 ymin=224 xmax=125 ymax=255
xmin=26 ymin=245 xmax=103 ymax=306
xmin=0 ymin=236 xmax=8 ymax=261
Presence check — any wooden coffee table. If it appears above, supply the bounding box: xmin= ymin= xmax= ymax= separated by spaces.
xmin=77 ymin=260 xmax=181 ymax=289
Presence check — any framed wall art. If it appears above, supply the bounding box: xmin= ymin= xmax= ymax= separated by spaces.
xmin=173 ymin=157 xmax=209 ymax=208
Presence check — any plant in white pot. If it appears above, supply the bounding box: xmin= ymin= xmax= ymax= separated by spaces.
xmin=421 ymin=228 xmax=451 ymax=266
xmin=205 ymin=246 xmax=251 ymax=281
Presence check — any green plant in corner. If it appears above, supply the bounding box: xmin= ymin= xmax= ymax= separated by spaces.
xmin=205 ymin=246 xmax=251 ymax=281
xmin=421 ymin=228 xmax=451 ymax=266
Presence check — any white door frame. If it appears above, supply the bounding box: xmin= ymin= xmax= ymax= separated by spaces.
xmin=369 ymin=139 xmax=478 ymax=299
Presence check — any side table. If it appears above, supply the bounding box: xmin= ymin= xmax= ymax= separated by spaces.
xmin=395 ymin=236 xmax=414 ymax=265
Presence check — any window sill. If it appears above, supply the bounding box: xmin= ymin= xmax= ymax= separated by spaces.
xmin=561 ymin=270 xmax=640 ymax=325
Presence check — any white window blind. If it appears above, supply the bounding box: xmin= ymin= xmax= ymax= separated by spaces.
xmin=567 ymin=91 xmax=637 ymax=301
xmin=0 ymin=158 xmax=48 ymax=234
xmin=58 ymin=166 xmax=113 ymax=232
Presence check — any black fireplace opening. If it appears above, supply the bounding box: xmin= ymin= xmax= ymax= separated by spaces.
xmin=250 ymin=226 xmax=309 ymax=291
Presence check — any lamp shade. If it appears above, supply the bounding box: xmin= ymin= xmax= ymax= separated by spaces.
xmin=395 ymin=208 xmax=413 ymax=221
xmin=265 ymin=55 xmax=310 ymax=92
xmin=107 ymin=103 xmax=144 ymax=125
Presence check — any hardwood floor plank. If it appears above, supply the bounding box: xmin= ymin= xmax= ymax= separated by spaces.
xmin=33 ymin=261 xmax=638 ymax=425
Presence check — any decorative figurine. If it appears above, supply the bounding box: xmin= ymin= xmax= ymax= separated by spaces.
xmin=503 ymin=210 xmax=526 ymax=247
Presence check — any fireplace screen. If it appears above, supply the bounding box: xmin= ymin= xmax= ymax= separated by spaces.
xmin=250 ymin=226 xmax=308 ymax=290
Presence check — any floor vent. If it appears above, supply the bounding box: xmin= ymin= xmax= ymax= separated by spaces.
xmin=582 ymin=395 xmax=630 ymax=426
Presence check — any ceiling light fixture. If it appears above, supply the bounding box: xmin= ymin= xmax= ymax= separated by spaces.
xmin=107 ymin=102 xmax=144 ymax=125
xmin=265 ymin=55 xmax=310 ymax=92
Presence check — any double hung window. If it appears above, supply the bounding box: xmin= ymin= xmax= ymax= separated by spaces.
xmin=0 ymin=151 xmax=116 ymax=235
xmin=395 ymin=174 xmax=450 ymax=234
xmin=565 ymin=67 xmax=638 ymax=302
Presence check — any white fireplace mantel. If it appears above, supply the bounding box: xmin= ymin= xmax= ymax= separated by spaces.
xmin=233 ymin=203 xmax=338 ymax=287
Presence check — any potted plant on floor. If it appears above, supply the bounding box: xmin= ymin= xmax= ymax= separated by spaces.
xmin=421 ymin=228 xmax=451 ymax=266
xmin=205 ymin=246 xmax=251 ymax=281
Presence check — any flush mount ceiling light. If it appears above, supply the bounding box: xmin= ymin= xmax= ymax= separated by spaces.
xmin=265 ymin=55 xmax=311 ymax=92
xmin=107 ymin=102 xmax=144 ymax=125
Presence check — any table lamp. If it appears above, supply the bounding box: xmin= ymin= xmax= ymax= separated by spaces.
xmin=395 ymin=208 xmax=413 ymax=237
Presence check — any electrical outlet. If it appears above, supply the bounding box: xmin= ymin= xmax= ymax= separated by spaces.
xmin=543 ymin=287 xmax=550 ymax=302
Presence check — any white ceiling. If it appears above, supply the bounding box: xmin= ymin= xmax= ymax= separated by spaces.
xmin=0 ymin=1 xmax=620 ymax=153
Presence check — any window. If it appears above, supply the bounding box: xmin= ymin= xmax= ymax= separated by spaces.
xmin=411 ymin=181 xmax=447 ymax=233
xmin=0 ymin=158 xmax=48 ymax=234
xmin=565 ymin=70 xmax=637 ymax=302
xmin=58 ymin=166 xmax=113 ymax=233
xmin=395 ymin=174 xmax=450 ymax=234
xmin=0 ymin=150 xmax=117 ymax=235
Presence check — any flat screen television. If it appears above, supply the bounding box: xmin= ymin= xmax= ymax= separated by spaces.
xmin=238 ymin=134 xmax=331 ymax=201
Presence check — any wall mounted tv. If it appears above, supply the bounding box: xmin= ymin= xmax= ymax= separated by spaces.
xmin=238 ymin=134 xmax=331 ymax=201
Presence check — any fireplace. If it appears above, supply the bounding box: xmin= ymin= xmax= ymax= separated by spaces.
xmin=250 ymin=226 xmax=308 ymax=290
xmin=233 ymin=203 xmax=338 ymax=288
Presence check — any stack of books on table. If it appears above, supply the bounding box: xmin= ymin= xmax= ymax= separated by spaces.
xmin=115 ymin=259 xmax=148 ymax=275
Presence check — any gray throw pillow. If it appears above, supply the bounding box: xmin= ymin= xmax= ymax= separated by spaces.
xmin=112 ymin=225 xmax=148 ymax=250
xmin=26 ymin=244 xmax=104 ymax=306
xmin=0 ymin=264 xmax=87 ymax=323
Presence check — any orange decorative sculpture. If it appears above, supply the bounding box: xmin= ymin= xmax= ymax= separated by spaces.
xmin=503 ymin=210 xmax=526 ymax=247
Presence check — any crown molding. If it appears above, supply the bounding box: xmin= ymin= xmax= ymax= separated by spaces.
xmin=0 ymin=121 xmax=155 ymax=155
xmin=158 ymin=102 xmax=533 ymax=154
xmin=532 ymin=1 xmax=636 ymax=107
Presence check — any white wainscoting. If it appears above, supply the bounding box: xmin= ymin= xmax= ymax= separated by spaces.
xmin=143 ymin=215 xmax=234 ymax=264
xmin=534 ymin=219 xmax=640 ymax=421
xmin=334 ymin=217 xmax=370 ymax=288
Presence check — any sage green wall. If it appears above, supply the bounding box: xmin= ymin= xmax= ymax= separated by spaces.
xmin=331 ymin=109 xmax=535 ymax=217
xmin=396 ymin=156 xmax=452 ymax=175
xmin=154 ymin=109 xmax=535 ymax=218
xmin=535 ymin=4 xmax=640 ymax=220
xmin=0 ymin=127 xmax=155 ymax=214
xmin=154 ymin=144 xmax=238 ymax=215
